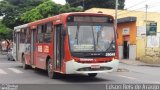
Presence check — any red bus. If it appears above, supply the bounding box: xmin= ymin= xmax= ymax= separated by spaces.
xmin=13 ymin=12 xmax=119 ymax=79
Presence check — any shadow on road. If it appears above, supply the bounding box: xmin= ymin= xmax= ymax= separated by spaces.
xmin=13 ymin=64 xmax=112 ymax=83
xmin=58 ymin=74 xmax=111 ymax=83
xmin=22 ymin=67 xmax=110 ymax=83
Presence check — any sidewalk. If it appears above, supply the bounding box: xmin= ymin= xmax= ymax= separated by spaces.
xmin=119 ymin=59 xmax=160 ymax=67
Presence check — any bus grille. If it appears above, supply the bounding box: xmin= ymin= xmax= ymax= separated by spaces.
xmin=77 ymin=67 xmax=112 ymax=71
xmin=77 ymin=60 xmax=112 ymax=63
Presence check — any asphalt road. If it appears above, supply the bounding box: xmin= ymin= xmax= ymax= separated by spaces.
xmin=0 ymin=54 xmax=160 ymax=90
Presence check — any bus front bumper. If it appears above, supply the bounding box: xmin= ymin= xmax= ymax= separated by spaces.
xmin=65 ymin=59 xmax=119 ymax=74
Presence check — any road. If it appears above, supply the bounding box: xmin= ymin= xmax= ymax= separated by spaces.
xmin=0 ymin=54 xmax=160 ymax=89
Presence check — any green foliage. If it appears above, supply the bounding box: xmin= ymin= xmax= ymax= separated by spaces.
xmin=21 ymin=1 xmax=83 ymax=22
xmin=0 ymin=20 xmax=12 ymax=39
xmin=21 ymin=0 xmax=59 ymax=22
xmin=0 ymin=0 xmax=83 ymax=28
xmin=0 ymin=0 xmax=47 ymax=29
xmin=59 ymin=4 xmax=83 ymax=13
xmin=0 ymin=0 xmax=82 ymax=38
xmin=21 ymin=9 xmax=43 ymax=22
xmin=66 ymin=0 xmax=125 ymax=10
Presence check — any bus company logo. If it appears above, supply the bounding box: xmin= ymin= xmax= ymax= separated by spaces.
xmin=38 ymin=46 xmax=43 ymax=52
xmin=80 ymin=58 xmax=94 ymax=61
xmin=91 ymin=53 xmax=101 ymax=56
xmin=44 ymin=45 xmax=49 ymax=53
xmin=105 ymin=53 xmax=115 ymax=56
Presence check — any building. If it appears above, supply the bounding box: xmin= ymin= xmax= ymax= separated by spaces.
xmin=86 ymin=8 xmax=160 ymax=63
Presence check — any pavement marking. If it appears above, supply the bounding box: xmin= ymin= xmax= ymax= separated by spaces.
xmin=154 ymin=81 xmax=160 ymax=84
xmin=118 ymin=75 xmax=137 ymax=80
xmin=0 ymin=69 xmax=7 ymax=74
xmin=8 ymin=68 xmax=23 ymax=74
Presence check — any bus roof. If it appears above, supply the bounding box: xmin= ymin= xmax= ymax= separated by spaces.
xmin=14 ymin=12 xmax=113 ymax=30
xmin=14 ymin=24 xmax=28 ymax=32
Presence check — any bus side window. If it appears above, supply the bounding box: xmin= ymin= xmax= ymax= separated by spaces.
xmin=37 ymin=23 xmax=52 ymax=43
xmin=20 ymin=29 xmax=26 ymax=43
xmin=25 ymin=28 xmax=31 ymax=43
xmin=37 ymin=25 xmax=44 ymax=43
xmin=44 ymin=22 xmax=52 ymax=43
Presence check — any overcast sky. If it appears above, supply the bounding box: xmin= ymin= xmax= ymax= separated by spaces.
xmin=52 ymin=0 xmax=160 ymax=12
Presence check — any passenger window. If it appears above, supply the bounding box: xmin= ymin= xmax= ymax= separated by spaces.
xmin=37 ymin=22 xmax=52 ymax=43
xmin=37 ymin=25 xmax=44 ymax=43
xmin=44 ymin=23 xmax=52 ymax=43
xmin=20 ymin=28 xmax=26 ymax=43
xmin=26 ymin=28 xmax=31 ymax=43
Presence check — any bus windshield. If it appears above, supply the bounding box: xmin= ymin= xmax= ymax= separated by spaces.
xmin=68 ymin=23 xmax=115 ymax=52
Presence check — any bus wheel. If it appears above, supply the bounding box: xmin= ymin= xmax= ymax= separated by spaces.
xmin=47 ymin=59 xmax=58 ymax=79
xmin=88 ymin=73 xmax=97 ymax=77
xmin=22 ymin=55 xmax=29 ymax=69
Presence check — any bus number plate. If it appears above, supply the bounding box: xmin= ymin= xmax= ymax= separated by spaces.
xmin=91 ymin=65 xmax=100 ymax=69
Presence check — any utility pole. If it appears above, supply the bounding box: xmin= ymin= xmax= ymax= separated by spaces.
xmin=115 ymin=0 xmax=118 ymax=31
xmin=145 ymin=0 xmax=148 ymax=31
xmin=145 ymin=4 xmax=148 ymax=25
xmin=145 ymin=1 xmax=148 ymax=54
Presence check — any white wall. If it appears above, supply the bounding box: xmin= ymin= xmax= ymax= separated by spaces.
xmin=129 ymin=45 xmax=136 ymax=60
xmin=118 ymin=46 xmax=123 ymax=59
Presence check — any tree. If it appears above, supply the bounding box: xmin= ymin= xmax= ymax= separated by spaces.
xmin=66 ymin=0 xmax=125 ymax=10
xmin=59 ymin=4 xmax=82 ymax=13
xmin=0 ymin=20 xmax=12 ymax=39
xmin=0 ymin=0 xmax=82 ymax=39
xmin=21 ymin=0 xmax=60 ymax=22
xmin=21 ymin=0 xmax=82 ymax=23
xmin=0 ymin=0 xmax=48 ymax=29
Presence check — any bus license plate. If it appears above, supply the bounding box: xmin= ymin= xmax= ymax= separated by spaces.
xmin=91 ymin=65 xmax=100 ymax=69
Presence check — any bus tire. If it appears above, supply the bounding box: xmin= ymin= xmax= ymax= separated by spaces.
xmin=47 ymin=59 xmax=58 ymax=79
xmin=88 ymin=73 xmax=97 ymax=77
xmin=22 ymin=55 xmax=29 ymax=69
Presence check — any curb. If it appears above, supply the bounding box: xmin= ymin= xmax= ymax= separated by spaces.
xmin=120 ymin=61 xmax=160 ymax=67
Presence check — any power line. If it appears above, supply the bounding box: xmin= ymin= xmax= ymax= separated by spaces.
xmin=112 ymin=6 xmax=145 ymax=16
xmin=147 ymin=3 xmax=160 ymax=9
xmin=111 ymin=0 xmax=147 ymax=15
xmin=125 ymin=0 xmax=146 ymax=10
xmin=115 ymin=3 xmax=160 ymax=17
xmin=112 ymin=1 xmax=160 ymax=16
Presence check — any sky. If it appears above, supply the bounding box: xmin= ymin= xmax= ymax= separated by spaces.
xmin=52 ymin=0 xmax=160 ymax=12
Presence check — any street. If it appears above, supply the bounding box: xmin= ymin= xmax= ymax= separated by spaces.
xmin=0 ymin=54 xmax=160 ymax=84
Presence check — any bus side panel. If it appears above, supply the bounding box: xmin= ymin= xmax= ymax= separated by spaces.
xmin=24 ymin=44 xmax=31 ymax=65
xmin=15 ymin=32 xmax=20 ymax=61
xmin=12 ymin=43 xmax=17 ymax=61
xmin=35 ymin=44 xmax=50 ymax=69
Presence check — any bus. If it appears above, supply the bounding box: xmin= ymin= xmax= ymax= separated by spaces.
xmin=13 ymin=12 xmax=119 ymax=79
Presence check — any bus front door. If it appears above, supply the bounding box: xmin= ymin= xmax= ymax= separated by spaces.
xmin=54 ymin=24 xmax=64 ymax=71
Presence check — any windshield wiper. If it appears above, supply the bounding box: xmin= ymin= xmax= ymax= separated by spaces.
xmin=92 ymin=26 xmax=96 ymax=51
xmin=75 ymin=25 xmax=79 ymax=44
xmin=105 ymin=40 xmax=115 ymax=51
